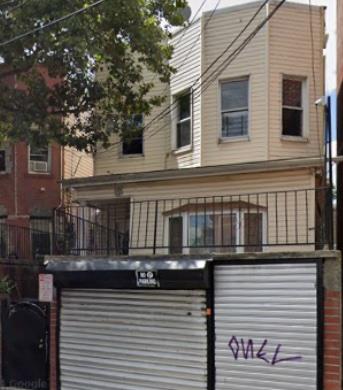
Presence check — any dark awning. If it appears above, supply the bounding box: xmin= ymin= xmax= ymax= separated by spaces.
xmin=45 ymin=257 xmax=211 ymax=290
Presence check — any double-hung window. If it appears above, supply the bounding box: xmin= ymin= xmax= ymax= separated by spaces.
xmin=221 ymin=78 xmax=249 ymax=138
xmin=122 ymin=114 xmax=144 ymax=155
xmin=29 ymin=145 xmax=50 ymax=173
xmin=176 ymin=91 xmax=192 ymax=149
xmin=282 ymin=77 xmax=305 ymax=137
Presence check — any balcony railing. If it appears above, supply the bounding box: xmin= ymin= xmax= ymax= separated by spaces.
xmin=53 ymin=187 xmax=333 ymax=256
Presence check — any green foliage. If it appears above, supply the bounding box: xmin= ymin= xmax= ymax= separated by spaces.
xmin=0 ymin=275 xmax=15 ymax=295
xmin=0 ymin=0 xmax=187 ymax=151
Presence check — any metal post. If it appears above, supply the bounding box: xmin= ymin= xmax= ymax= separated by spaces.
xmin=153 ymin=200 xmax=158 ymax=255
xmin=326 ymin=96 xmax=334 ymax=249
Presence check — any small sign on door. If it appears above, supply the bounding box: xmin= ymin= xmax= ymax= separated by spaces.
xmin=39 ymin=274 xmax=54 ymax=302
xmin=136 ymin=270 xmax=159 ymax=288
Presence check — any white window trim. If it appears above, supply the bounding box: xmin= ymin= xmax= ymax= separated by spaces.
xmin=171 ymin=88 xmax=193 ymax=152
xmin=281 ymin=75 xmax=309 ymax=140
xmin=218 ymin=76 xmax=250 ymax=142
xmin=164 ymin=208 xmax=267 ymax=254
xmin=28 ymin=145 xmax=51 ymax=174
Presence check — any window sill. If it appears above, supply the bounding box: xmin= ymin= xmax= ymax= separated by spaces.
xmin=27 ymin=172 xmax=52 ymax=177
xmin=119 ymin=153 xmax=144 ymax=159
xmin=281 ymin=135 xmax=309 ymax=143
xmin=172 ymin=145 xmax=192 ymax=155
xmin=0 ymin=171 xmax=9 ymax=175
xmin=218 ymin=135 xmax=250 ymax=144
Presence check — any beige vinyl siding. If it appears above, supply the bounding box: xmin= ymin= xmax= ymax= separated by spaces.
xmin=201 ymin=4 xmax=268 ymax=166
xmin=73 ymin=168 xmax=316 ymax=254
xmin=94 ymin=73 xmax=170 ymax=175
xmin=63 ymin=147 xmax=94 ymax=179
xmin=169 ymin=19 xmax=202 ymax=168
xmin=268 ymin=3 xmax=324 ymax=159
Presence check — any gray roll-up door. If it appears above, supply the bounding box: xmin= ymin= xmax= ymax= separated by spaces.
xmin=215 ymin=262 xmax=318 ymax=390
xmin=60 ymin=289 xmax=208 ymax=390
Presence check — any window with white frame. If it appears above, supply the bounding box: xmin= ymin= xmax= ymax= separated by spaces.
xmin=122 ymin=114 xmax=144 ymax=155
xmin=175 ymin=90 xmax=192 ymax=149
xmin=29 ymin=145 xmax=50 ymax=173
xmin=282 ymin=77 xmax=306 ymax=137
xmin=221 ymin=78 xmax=249 ymax=138
xmin=167 ymin=205 xmax=264 ymax=254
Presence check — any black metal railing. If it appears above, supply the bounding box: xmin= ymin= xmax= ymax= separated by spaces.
xmin=53 ymin=187 xmax=333 ymax=256
xmin=0 ymin=223 xmax=53 ymax=261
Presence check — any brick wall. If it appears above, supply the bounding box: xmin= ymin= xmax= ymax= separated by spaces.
xmin=49 ymin=300 xmax=58 ymax=390
xmin=323 ymin=289 xmax=342 ymax=390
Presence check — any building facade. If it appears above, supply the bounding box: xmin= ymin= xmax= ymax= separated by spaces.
xmin=63 ymin=1 xmax=327 ymax=256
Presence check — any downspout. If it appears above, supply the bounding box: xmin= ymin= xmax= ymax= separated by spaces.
xmin=14 ymin=144 xmax=18 ymax=216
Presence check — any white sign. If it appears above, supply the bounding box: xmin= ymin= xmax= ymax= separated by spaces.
xmin=39 ymin=274 xmax=54 ymax=302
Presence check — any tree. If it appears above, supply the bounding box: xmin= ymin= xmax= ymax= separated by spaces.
xmin=0 ymin=0 xmax=187 ymax=151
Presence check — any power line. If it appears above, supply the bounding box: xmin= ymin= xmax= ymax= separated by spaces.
xmin=147 ymin=0 xmax=212 ymax=128
xmin=144 ymin=0 xmax=277 ymax=142
xmin=97 ymin=0 xmax=221 ymax=154
xmin=97 ymin=0 xmax=273 ymax=154
xmin=0 ymin=0 xmax=106 ymax=47
xmin=308 ymin=0 xmax=322 ymax=157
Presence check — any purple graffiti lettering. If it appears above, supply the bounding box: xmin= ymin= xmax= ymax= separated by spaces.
xmin=241 ymin=338 xmax=254 ymax=360
xmin=256 ymin=339 xmax=270 ymax=364
xmin=228 ymin=336 xmax=239 ymax=360
xmin=271 ymin=344 xmax=302 ymax=365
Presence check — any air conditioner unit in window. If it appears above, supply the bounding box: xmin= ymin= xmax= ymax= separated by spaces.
xmin=30 ymin=160 xmax=48 ymax=173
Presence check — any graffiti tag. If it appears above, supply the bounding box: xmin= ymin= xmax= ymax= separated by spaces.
xmin=228 ymin=336 xmax=302 ymax=365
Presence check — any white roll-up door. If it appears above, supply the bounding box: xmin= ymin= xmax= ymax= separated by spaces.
xmin=215 ymin=262 xmax=318 ymax=390
xmin=60 ymin=289 xmax=208 ymax=390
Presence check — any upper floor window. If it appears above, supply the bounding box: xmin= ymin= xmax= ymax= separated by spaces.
xmin=29 ymin=145 xmax=51 ymax=173
xmin=221 ymin=78 xmax=249 ymax=138
xmin=282 ymin=77 xmax=305 ymax=137
xmin=122 ymin=114 xmax=143 ymax=155
xmin=175 ymin=90 xmax=192 ymax=149
xmin=0 ymin=148 xmax=6 ymax=172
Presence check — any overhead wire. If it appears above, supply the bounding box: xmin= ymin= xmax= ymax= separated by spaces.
xmin=144 ymin=0 xmax=280 ymax=143
xmin=308 ymin=0 xmax=322 ymax=157
xmin=0 ymin=0 xmax=107 ymax=47
xmin=97 ymin=0 xmax=270 ymax=154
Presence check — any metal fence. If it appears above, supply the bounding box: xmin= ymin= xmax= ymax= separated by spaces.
xmin=0 ymin=223 xmax=52 ymax=261
xmin=53 ymin=187 xmax=333 ymax=256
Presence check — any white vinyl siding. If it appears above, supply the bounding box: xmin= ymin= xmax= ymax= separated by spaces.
xmin=268 ymin=4 xmax=324 ymax=158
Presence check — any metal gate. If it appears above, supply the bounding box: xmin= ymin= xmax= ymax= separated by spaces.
xmin=2 ymin=301 xmax=49 ymax=390
xmin=214 ymin=262 xmax=319 ymax=390
xmin=60 ymin=289 xmax=208 ymax=390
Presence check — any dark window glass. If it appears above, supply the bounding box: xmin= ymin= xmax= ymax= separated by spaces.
xmin=122 ymin=114 xmax=143 ymax=155
xmin=0 ymin=150 xmax=6 ymax=171
xmin=176 ymin=92 xmax=191 ymax=148
xmin=244 ymin=213 xmax=263 ymax=252
xmin=169 ymin=217 xmax=183 ymax=254
xmin=283 ymin=79 xmax=302 ymax=107
xmin=178 ymin=93 xmax=191 ymax=120
xmin=282 ymin=108 xmax=302 ymax=136
xmin=282 ymin=78 xmax=303 ymax=136
xmin=221 ymin=79 xmax=248 ymax=137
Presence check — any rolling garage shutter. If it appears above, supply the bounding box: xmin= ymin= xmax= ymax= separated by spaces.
xmin=60 ymin=289 xmax=208 ymax=390
xmin=215 ymin=262 xmax=318 ymax=390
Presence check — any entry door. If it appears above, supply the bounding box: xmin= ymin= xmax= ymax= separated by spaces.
xmin=214 ymin=262 xmax=318 ymax=390
xmin=60 ymin=289 xmax=208 ymax=390
xmin=2 ymin=302 xmax=49 ymax=390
